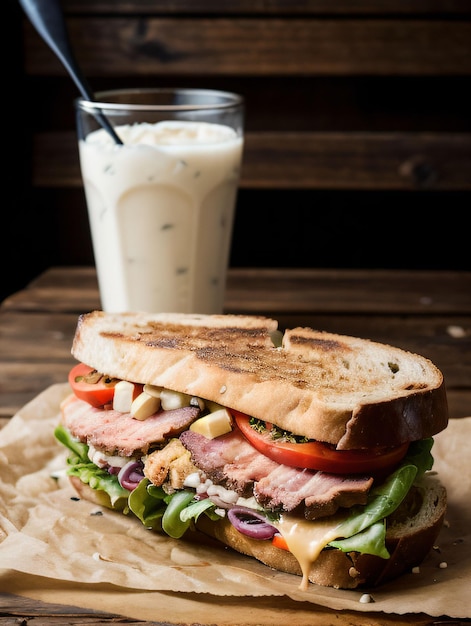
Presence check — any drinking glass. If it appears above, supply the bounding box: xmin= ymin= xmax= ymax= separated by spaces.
xmin=75 ymin=88 xmax=244 ymax=314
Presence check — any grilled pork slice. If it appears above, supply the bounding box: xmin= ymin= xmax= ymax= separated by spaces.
xmin=61 ymin=394 xmax=200 ymax=456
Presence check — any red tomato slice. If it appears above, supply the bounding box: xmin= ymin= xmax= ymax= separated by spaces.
xmin=232 ymin=410 xmax=409 ymax=475
xmin=68 ymin=363 xmax=119 ymax=408
xmin=272 ymin=534 xmax=289 ymax=552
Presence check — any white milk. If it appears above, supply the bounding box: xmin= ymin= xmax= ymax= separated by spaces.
xmin=78 ymin=120 xmax=243 ymax=313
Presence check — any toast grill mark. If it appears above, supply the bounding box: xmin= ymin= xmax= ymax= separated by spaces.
xmin=289 ymin=336 xmax=344 ymax=352
xmin=61 ymin=396 xmax=200 ymax=456
xmin=115 ymin=324 xmax=274 ymax=343
xmin=179 ymin=429 xmax=373 ymax=520
xmin=133 ymin=327 xmax=288 ymax=377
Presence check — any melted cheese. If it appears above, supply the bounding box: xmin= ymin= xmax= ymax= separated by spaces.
xmin=274 ymin=511 xmax=349 ymax=590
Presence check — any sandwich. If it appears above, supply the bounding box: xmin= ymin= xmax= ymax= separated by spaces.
xmin=54 ymin=310 xmax=449 ymax=590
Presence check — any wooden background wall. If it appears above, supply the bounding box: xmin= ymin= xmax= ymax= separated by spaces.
xmin=5 ymin=0 xmax=471 ymax=303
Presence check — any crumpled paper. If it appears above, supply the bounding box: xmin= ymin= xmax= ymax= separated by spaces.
xmin=0 ymin=383 xmax=470 ymax=621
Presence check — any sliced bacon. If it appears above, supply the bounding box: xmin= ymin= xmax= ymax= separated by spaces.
xmin=61 ymin=395 xmax=200 ymax=456
xmin=254 ymin=465 xmax=373 ymax=518
xmin=179 ymin=428 xmax=373 ymax=519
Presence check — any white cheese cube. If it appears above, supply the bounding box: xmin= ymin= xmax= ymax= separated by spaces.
xmin=190 ymin=408 xmax=232 ymax=439
xmin=113 ymin=380 xmax=136 ymax=413
xmin=131 ymin=391 xmax=161 ymax=420
xmin=160 ymin=388 xmax=192 ymax=410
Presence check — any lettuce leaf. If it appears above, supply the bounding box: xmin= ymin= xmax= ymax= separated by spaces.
xmin=128 ymin=479 xmax=166 ymax=530
xmin=329 ymin=521 xmax=390 ymax=558
xmin=161 ymin=490 xmax=195 ymax=538
xmin=54 ymin=423 xmax=89 ymax=462
xmin=128 ymin=479 xmax=222 ymax=538
xmin=66 ymin=461 xmax=130 ymax=508
xmin=326 ymin=438 xmax=435 ymax=554
xmin=54 ymin=423 xmax=129 ymax=508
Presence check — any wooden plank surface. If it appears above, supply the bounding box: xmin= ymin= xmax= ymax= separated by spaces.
xmin=23 ymin=18 xmax=471 ymax=77
xmin=2 ymin=591 xmax=466 ymax=626
xmin=4 ymin=267 xmax=471 ymax=315
xmin=60 ymin=0 xmax=471 ymax=15
xmin=33 ymin=131 xmax=471 ymax=191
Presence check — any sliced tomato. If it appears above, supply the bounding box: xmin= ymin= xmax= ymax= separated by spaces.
xmin=232 ymin=410 xmax=409 ymax=475
xmin=68 ymin=363 xmax=120 ymax=408
xmin=272 ymin=534 xmax=289 ymax=551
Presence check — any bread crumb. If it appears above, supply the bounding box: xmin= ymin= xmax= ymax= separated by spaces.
xmin=439 ymin=561 xmax=448 ymax=569
xmin=348 ymin=566 xmax=360 ymax=578
xmin=359 ymin=593 xmax=374 ymax=604
xmin=447 ymin=324 xmax=466 ymax=338
xmin=219 ymin=385 xmax=227 ymax=394
xmin=412 ymin=566 xmax=420 ymax=574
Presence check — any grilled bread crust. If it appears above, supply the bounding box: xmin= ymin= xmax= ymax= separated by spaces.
xmin=69 ymin=475 xmax=447 ymax=590
xmin=71 ymin=311 xmax=448 ymax=448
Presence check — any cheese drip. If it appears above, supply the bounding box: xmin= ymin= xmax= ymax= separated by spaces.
xmin=274 ymin=511 xmax=349 ymax=590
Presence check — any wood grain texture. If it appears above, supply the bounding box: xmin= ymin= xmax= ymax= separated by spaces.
xmin=32 ymin=131 xmax=471 ymax=191
xmin=23 ymin=18 xmax=471 ymax=76
xmin=2 ymin=591 xmax=466 ymax=626
xmin=9 ymin=0 xmax=470 ymax=304
xmin=60 ymin=0 xmax=471 ymax=15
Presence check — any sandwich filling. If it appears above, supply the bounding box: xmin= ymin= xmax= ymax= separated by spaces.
xmin=55 ymin=362 xmax=438 ymax=590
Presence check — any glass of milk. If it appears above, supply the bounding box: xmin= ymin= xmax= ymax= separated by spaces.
xmin=75 ymin=88 xmax=244 ymax=314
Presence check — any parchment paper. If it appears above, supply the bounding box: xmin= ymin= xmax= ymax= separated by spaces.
xmin=0 ymin=383 xmax=470 ymax=621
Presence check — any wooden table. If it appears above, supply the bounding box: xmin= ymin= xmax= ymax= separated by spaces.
xmin=1 ymin=266 xmax=470 ymax=625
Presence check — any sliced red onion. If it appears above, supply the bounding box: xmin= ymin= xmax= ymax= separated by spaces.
xmin=118 ymin=460 xmax=144 ymax=491
xmin=227 ymin=506 xmax=278 ymax=540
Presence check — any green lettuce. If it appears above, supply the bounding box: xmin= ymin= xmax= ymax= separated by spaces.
xmin=329 ymin=521 xmax=389 ymax=558
xmin=128 ymin=479 xmax=222 ymax=538
xmin=54 ymin=423 xmax=129 ymax=508
xmin=326 ymin=438 xmax=435 ymax=556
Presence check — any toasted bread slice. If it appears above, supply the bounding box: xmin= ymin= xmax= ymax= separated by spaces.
xmin=71 ymin=311 xmax=448 ymax=448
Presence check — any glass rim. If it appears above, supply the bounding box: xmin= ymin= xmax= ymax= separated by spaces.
xmin=76 ymin=88 xmax=244 ymax=113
